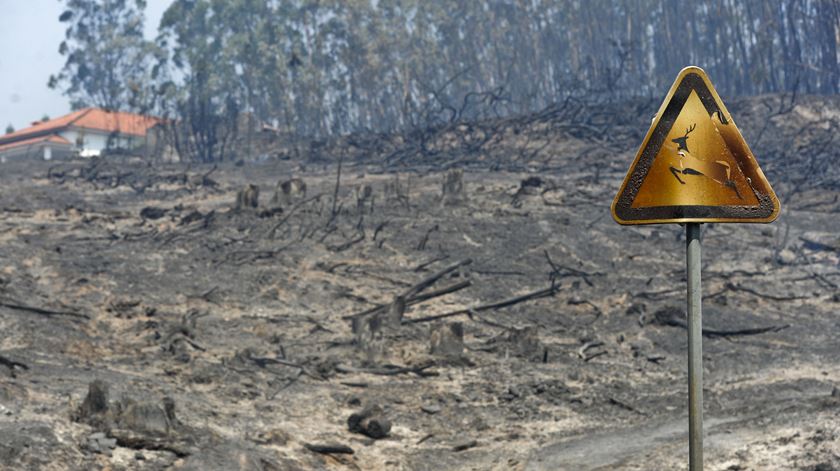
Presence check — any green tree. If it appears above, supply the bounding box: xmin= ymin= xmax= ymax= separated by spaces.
xmin=4 ymin=124 xmax=14 ymax=134
xmin=49 ymin=0 xmax=163 ymax=112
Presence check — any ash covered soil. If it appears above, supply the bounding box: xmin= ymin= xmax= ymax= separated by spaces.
xmin=1 ymin=95 xmax=839 ymax=470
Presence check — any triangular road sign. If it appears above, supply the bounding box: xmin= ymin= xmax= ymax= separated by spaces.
xmin=612 ymin=66 xmax=780 ymax=225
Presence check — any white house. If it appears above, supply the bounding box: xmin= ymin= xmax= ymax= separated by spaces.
xmin=0 ymin=108 xmax=161 ymax=162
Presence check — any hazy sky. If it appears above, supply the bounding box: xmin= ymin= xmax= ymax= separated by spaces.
xmin=0 ymin=0 xmax=172 ymax=131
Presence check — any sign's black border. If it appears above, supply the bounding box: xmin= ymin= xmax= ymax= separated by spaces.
xmin=613 ymin=73 xmax=775 ymax=221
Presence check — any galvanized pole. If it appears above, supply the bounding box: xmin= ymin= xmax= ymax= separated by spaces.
xmin=686 ymin=223 xmax=703 ymax=470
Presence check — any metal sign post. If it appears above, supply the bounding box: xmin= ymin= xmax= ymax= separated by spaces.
xmin=686 ymin=223 xmax=703 ymax=470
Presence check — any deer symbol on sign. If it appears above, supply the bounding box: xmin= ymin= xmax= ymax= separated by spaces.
xmin=667 ymin=121 xmax=743 ymax=200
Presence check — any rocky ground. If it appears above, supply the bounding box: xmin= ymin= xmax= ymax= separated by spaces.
xmin=0 ymin=94 xmax=839 ymax=470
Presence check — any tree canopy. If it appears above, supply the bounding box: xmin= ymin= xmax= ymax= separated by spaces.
xmin=51 ymin=0 xmax=840 ymax=160
xmin=50 ymin=0 xmax=163 ymax=112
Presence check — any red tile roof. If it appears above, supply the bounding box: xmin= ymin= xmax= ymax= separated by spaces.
xmin=0 ymin=134 xmax=72 ymax=152
xmin=72 ymin=108 xmax=161 ymax=136
xmin=0 ymin=108 xmax=160 ymax=145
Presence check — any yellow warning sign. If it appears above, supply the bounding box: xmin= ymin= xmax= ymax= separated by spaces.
xmin=612 ymin=66 xmax=780 ymax=225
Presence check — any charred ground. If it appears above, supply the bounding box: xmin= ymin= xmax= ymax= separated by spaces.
xmin=0 ymin=94 xmax=839 ymax=470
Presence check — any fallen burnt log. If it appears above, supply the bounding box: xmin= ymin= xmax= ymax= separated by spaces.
xmin=724 ymin=282 xmax=809 ymax=302
xmin=666 ymin=320 xmax=791 ymax=339
xmin=335 ymin=362 xmax=437 ymax=377
xmin=343 ymin=258 xmax=473 ymax=323
xmin=651 ymin=307 xmax=790 ymax=338
xmin=232 ymin=348 xmax=326 ymax=382
xmin=578 ymin=340 xmax=606 ymax=361
xmin=0 ymin=298 xmax=89 ymax=320
xmin=404 ymin=285 xmax=558 ymax=324
xmin=403 ymin=258 xmax=473 ymax=300
xmin=452 ymin=439 xmax=479 ymax=452
xmin=304 ymin=443 xmax=354 ymax=455
xmin=0 ymin=354 xmax=29 ymax=376
xmin=410 ymin=280 xmax=472 ymax=304
xmin=110 ymin=431 xmax=192 ymax=457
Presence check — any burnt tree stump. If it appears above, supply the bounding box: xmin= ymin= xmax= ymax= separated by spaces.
xmin=384 ymin=174 xmax=410 ymax=208
xmin=117 ymin=399 xmax=174 ymax=436
xmin=354 ymin=184 xmax=374 ymax=214
xmin=76 ymin=380 xmax=110 ymax=424
xmin=440 ymin=169 xmax=467 ymax=206
xmin=429 ymin=322 xmax=464 ymax=358
xmin=385 ymin=296 xmax=406 ymax=329
xmin=235 ymin=184 xmax=260 ymax=210
xmin=353 ymin=314 xmax=385 ymax=363
xmin=271 ymin=178 xmax=307 ymax=208
xmin=506 ymin=326 xmax=545 ymax=361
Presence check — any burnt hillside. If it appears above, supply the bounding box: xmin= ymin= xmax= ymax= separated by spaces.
xmin=0 ymin=94 xmax=839 ymax=470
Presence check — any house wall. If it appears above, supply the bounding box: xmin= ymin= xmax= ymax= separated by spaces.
xmin=59 ymin=130 xmax=104 ymax=156
xmin=0 ymin=143 xmax=74 ymax=162
xmin=58 ymin=129 xmax=142 ymax=157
